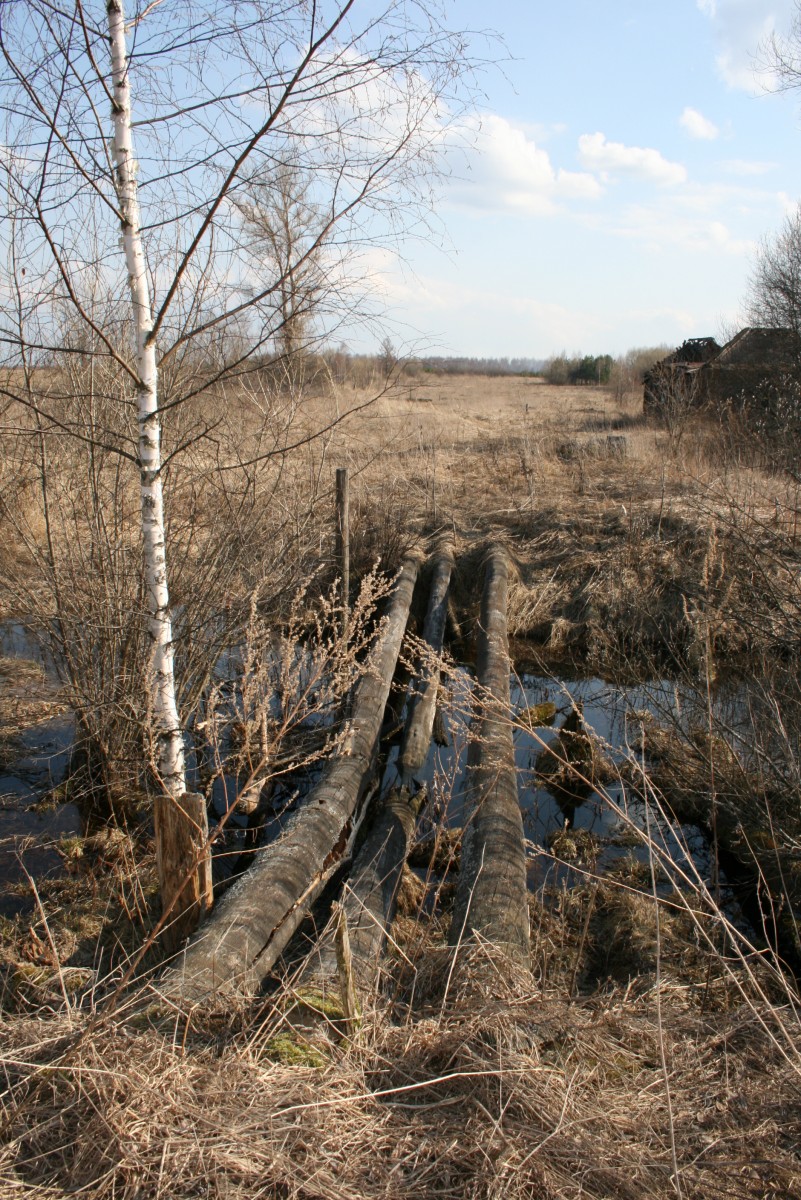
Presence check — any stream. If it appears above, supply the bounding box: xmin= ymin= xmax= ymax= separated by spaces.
xmin=0 ymin=622 xmax=78 ymax=919
xmin=0 ymin=617 xmax=751 ymax=926
xmin=383 ymin=666 xmax=751 ymax=917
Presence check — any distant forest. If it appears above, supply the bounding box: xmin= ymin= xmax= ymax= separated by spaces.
xmin=417 ymin=356 xmax=545 ymax=376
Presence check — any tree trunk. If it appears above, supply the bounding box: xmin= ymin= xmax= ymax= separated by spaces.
xmin=301 ymin=783 xmax=422 ymax=988
xmin=154 ymin=792 xmax=213 ymax=954
xmin=399 ymin=537 xmax=455 ymax=780
xmin=162 ymin=552 xmax=423 ymax=1001
xmin=107 ymin=0 xmax=187 ymax=800
xmin=108 ymin=0 xmax=209 ymax=933
xmin=449 ymin=545 xmax=530 ymax=967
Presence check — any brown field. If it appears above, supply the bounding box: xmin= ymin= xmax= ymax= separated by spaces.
xmin=1 ymin=371 xmax=801 ymax=1199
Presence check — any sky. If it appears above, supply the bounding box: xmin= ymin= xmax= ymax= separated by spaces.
xmin=369 ymin=0 xmax=801 ymax=360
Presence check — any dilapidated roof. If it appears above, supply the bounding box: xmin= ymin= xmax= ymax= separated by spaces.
xmin=662 ymin=337 xmax=721 ymax=366
xmin=714 ymin=327 xmax=800 ymax=366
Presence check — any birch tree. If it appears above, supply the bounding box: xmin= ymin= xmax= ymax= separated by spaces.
xmin=107 ymin=0 xmax=185 ymax=796
xmin=0 ymin=0 xmax=480 ymax=914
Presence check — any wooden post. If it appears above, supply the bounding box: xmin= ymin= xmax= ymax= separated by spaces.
xmin=335 ymin=467 xmax=350 ymax=637
xmin=153 ymin=791 xmax=212 ymax=954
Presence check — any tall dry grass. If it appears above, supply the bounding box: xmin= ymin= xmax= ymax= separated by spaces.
xmin=3 ymin=370 xmax=801 ymax=1197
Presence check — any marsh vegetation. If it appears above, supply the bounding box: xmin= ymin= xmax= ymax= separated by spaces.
xmin=2 ymin=362 xmax=801 ymax=1198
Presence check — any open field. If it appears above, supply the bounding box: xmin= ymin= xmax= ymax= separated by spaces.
xmin=1 ymin=373 xmax=801 ymax=1199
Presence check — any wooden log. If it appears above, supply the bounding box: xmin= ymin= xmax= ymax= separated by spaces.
xmin=449 ymin=545 xmax=530 ymax=967
xmin=301 ymin=783 xmax=422 ymax=986
xmin=153 ymin=791 xmax=213 ymax=954
xmin=300 ymin=543 xmax=454 ymax=990
xmin=162 ymin=552 xmax=423 ymax=1001
xmin=399 ymin=538 xmax=455 ymax=780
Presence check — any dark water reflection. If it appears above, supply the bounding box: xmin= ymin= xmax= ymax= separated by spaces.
xmin=386 ymin=667 xmax=749 ymax=907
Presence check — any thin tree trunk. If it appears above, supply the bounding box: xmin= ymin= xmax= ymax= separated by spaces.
xmin=162 ymin=552 xmax=423 ymax=1002
xmin=108 ymin=0 xmax=186 ymax=798
xmin=108 ymin=1 xmax=208 ymax=929
xmin=449 ymin=545 xmax=530 ymax=967
xmin=335 ymin=467 xmax=350 ymax=637
xmin=399 ymin=537 xmax=454 ymax=780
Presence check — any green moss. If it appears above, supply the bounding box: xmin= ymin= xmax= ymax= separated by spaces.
xmin=547 ymin=826 xmax=600 ymax=863
xmin=57 ymin=835 xmax=85 ymax=860
xmin=13 ymin=963 xmax=51 ymax=990
xmin=35 ymin=780 xmax=72 ymax=810
xmin=518 ymin=701 xmax=557 ymax=727
xmin=294 ymin=987 xmax=345 ymax=1020
xmin=264 ymin=1033 xmax=326 ymax=1068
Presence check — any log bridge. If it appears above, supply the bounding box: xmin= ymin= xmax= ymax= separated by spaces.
xmin=161 ymin=540 xmax=531 ymax=1006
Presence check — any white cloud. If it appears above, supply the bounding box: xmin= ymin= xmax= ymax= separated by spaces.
xmin=446 ymin=114 xmax=601 ymax=215
xmin=610 ymin=203 xmax=755 ymax=256
xmin=680 ymin=107 xmax=720 ymax=140
xmin=696 ymin=0 xmax=795 ymax=91
xmin=577 ymin=132 xmax=687 ymax=187
xmin=720 ymin=158 xmax=775 ymax=175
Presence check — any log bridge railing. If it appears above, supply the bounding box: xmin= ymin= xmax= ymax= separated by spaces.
xmin=161 ymin=540 xmax=531 ymax=1005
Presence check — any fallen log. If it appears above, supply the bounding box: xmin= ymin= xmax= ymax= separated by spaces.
xmin=449 ymin=545 xmax=530 ymax=967
xmin=161 ymin=552 xmax=423 ymax=1002
xmin=296 ymin=547 xmax=456 ymax=997
xmin=300 ymin=783 xmax=422 ymax=987
xmin=398 ymin=537 xmax=455 ymax=780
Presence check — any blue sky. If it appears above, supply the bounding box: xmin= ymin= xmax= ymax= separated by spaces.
xmin=371 ymin=0 xmax=801 ymax=360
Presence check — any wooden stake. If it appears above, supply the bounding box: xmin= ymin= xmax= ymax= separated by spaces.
xmin=335 ymin=467 xmax=350 ymax=637
xmin=153 ymin=791 xmax=212 ymax=953
xmin=333 ymin=901 xmax=361 ymax=1029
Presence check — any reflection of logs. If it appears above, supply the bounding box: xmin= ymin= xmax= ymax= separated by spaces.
xmin=536 ymin=705 xmax=614 ymax=826
xmin=161 ymin=553 xmax=423 ymax=1003
xmin=536 ymin=706 xmax=593 ymax=825
xmin=449 ymin=545 xmax=530 ymax=967
xmin=399 ymin=538 xmax=455 ymax=780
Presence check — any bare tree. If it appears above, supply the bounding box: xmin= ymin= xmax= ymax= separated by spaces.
xmin=746 ymin=204 xmax=801 ymax=341
xmin=0 ymin=0 xmax=481 ymax=909
xmin=234 ymin=161 xmax=325 ymax=391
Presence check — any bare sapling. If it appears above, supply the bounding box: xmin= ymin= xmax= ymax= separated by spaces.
xmin=107 ymin=0 xmax=208 ymax=931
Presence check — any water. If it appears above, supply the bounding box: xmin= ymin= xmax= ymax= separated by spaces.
xmin=384 ymin=668 xmax=746 ymax=907
xmin=0 ymin=623 xmax=78 ymax=918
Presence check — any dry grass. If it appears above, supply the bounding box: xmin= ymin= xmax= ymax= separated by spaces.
xmin=3 ymin=372 xmax=801 ymax=1197
xmin=1 ymin=932 xmax=800 ymax=1199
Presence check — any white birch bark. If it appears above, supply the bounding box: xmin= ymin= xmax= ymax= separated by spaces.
xmin=107 ymin=0 xmax=186 ymax=799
